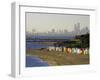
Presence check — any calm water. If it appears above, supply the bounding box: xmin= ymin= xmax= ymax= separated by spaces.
xmin=26 ymin=42 xmax=53 ymax=49
xmin=26 ymin=36 xmax=75 ymax=49
xmin=31 ymin=35 xmax=75 ymax=39
xmin=26 ymin=56 xmax=49 ymax=67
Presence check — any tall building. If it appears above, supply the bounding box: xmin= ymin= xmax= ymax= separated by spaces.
xmin=64 ymin=29 xmax=68 ymax=33
xmin=74 ymin=23 xmax=80 ymax=35
xmin=51 ymin=29 xmax=55 ymax=33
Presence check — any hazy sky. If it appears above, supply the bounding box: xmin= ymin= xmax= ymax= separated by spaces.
xmin=26 ymin=12 xmax=89 ymax=33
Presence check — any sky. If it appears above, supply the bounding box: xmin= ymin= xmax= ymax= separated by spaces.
xmin=26 ymin=12 xmax=89 ymax=33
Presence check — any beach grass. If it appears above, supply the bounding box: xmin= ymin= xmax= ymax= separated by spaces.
xmin=26 ymin=49 xmax=89 ymax=66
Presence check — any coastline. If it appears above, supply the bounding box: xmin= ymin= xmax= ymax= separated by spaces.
xmin=26 ymin=49 xmax=89 ymax=67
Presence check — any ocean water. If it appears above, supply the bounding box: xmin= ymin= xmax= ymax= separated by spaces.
xmin=26 ymin=36 xmax=75 ymax=49
xmin=26 ymin=42 xmax=53 ymax=49
xmin=31 ymin=35 xmax=75 ymax=39
xmin=26 ymin=56 xmax=49 ymax=67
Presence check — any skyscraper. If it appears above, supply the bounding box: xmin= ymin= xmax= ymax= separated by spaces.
xmin=74 ymin=23 xmax=80 ymax=35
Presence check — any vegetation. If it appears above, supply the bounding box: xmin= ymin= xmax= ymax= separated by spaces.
xmin=26 ymin=49 xmax=89 ymax=66
xmin=76 ymin=33 xmax=89 ymax=48
xmin=54 ymin=33 xmax=89 ymax=48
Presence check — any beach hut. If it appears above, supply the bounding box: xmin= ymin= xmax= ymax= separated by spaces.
xmin=47 ymin=46 xmax=55 ymax=51
xmin=83 ymin=48 xmax=89 ymax=55
xmin=77 ymin=48 xmax=83 ymax=54
xmin=55 ymin=47 xmax=62 ymax=52
xmin=72 ymin=48 xmax=77 ymax=54
xmin=63 ymin=47 xmax=67 ymax=52
xmin=66 ymin=48 xmax=72 ymax=54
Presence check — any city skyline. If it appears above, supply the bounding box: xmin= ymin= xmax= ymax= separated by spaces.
xmin=26 ymin=23 xmax=89 ymax=37
xmin=26 ymin=12 xmax=90 ymax=33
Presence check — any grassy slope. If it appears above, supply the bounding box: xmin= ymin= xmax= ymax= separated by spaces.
xmin=26 ymin=49 xmax=89 ymax=66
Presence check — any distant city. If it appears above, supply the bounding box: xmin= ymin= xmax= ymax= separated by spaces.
xmin=26 ymin=23 xmax=89 ymax=37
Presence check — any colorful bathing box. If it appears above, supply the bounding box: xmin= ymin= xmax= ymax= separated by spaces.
xmin=48 ymin=47 xmax=89 ymax=55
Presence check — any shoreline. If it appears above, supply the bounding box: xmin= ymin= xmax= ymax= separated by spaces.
xmin=26 ymin=49 xmax=89 ymax=66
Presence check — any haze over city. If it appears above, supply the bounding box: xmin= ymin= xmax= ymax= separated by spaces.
xmin=26 ymin=12 xmax=89 ymax=36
